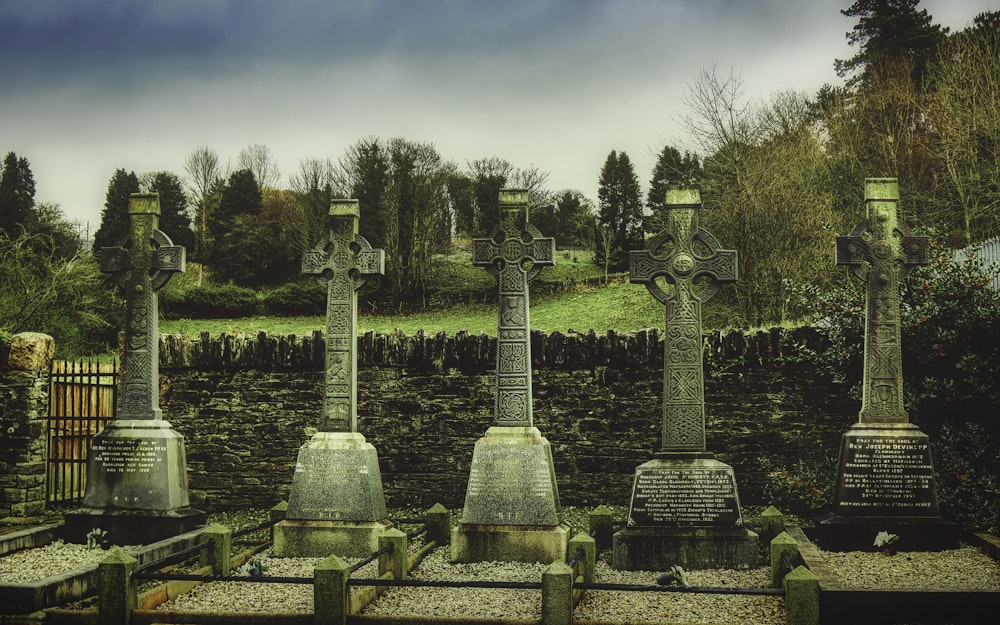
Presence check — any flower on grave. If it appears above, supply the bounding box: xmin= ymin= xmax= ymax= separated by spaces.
xmin=656 ymin=565 xmax=689 ymax=588
xmin=241 ymin=557 xmax=268 ymax=577
xmin=86 ymin=528 xmax=107 ymax=550
xmin=873 ymin=531 xmax=899 ymax=548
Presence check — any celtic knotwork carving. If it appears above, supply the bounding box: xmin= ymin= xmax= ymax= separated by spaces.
xmin=472 ymin=191 xmax=554 ymax=428
xmin=630 ymin=191 xmax=736 ymax=453
xmin=303 ymin=202 xmax=385 ymax=432
xmin=838 ymin=179 xmax=928 ymax=425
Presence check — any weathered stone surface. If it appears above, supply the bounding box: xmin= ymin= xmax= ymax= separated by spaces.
xmin=285 ymin=432 xmax=387 ymax=522
xmin=615 ymin=188 xmax=755 ymax=570
xmin=149 ymin=326 xmax=857 ymax=511
xmin=5 ymin=333 xmax=54 ymax=372
xmin=459 ymin=427 xmax=559 ymax=525
xmin=819 ymin=178 xmax=958 ymax=552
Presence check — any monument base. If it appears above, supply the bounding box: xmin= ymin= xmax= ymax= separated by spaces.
xmin=612 ymin=526 xmax=759 ymax=570
xmin=815 ymin=423 xmax=960 ymax=551
xmin=285 ymin=432 xmax=388 ymax=522
xmin=63 ymin=507 xmax=205 ymax=546
xmin=272 ymin=519 xmax=393 ymax=558
xmin=450 ymin=523 xmax=571 ymax=563
xmin=813 ymin=513 xmax=961 ymax=552
xmin=612 ymin=453 xmax=757 ymax=570
xmin=459 ymin=427 xmax=561 ymax=526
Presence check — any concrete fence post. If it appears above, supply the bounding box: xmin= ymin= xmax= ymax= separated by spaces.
xmin=98 ymin=548 xmax=138 ymax=625
xmin=314 ymin=554 xmax=350 ymax=625
xmin=568 ymin=531 xmax=596 ymax=584
xmin=760 ymin=505 xmax=786 ymax=544
xmin=541 ymin=559 xmax=574 ymax=625
xmin=783 ymin=565 xmax=820 ymax=625
xmin=426 ymin=502 xmax=451 ymax=546
xmin=770 ymin=531 xmax=800 ymax=588
xmin=200 ymin=524 xmax=232 ymax=576
xmin=378 ymin=527 xmax=407 ymax=580
xmin=589 ymin=505 xmax=613 ymax=552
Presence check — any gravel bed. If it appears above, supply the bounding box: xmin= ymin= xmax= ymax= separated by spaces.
xmin=363 ymin=548 xmax=783 ymax=624
xmin=818 ymin=544 xmax=1000 ymax=590
xmin=0 ymin=541 xmax=135 ymax=584
xmin=156 ymin=548 xmax=380 ymax=614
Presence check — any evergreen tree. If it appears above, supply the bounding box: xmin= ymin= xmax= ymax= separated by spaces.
xmin=0 ymin=151 xmax=36 ymax=238
xmin=348 ymin=138 xmax=390 ymax=249
xmin=446 ymin=173 xmax=476 ymax=239
xmin=553 ymin=189 xmax=596 ymax=249
xmin=646 ymin=146 xmax=702 ymax=232
xmin=596 ymin=150 xmax=642 ymax=269
xmin=92 ymin=169 xmax=140 ymax=252
xmin=147 ymin=171 xmax=195 ymax=250
xmin=835 ymin=0 xmax=947 ymax=86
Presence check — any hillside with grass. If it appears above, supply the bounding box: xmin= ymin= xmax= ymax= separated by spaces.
xmin=157 ymin=251 xmax=741 ymax=338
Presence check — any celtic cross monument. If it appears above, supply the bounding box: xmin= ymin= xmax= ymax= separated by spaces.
xmin=452 ymin=189 xmax=569 ymax=563
xmin=816 ymin=178 xmax=959 ymax=551
xmin=274 ymin=200 xmax=393 ymax=557
xmin=65 ymin=193 xmax=205 ymax=545
xmin=613 ymin=188 xmax=757 ymax=570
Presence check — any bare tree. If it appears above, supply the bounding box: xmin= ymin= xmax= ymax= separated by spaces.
xmin=237 ymin=144 xmax=281 ymax=190
xmin=290 ymin=157 xmax=337 ymax=250
xmin=183 ymin=146 xmax=223 ymax=279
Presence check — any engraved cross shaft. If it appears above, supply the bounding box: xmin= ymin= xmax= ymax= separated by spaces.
xmin=472 ymin=189 xmax=555 ymax=427
xmin=99 ymin=193 xmax=185 ymax=420
xmin=302 ymin=200 xmax=385 ymax=432
xmin=836 ymin=178 xmax=928 ymax=424
xmin=629 ymin=189 xmax=737 ymax=452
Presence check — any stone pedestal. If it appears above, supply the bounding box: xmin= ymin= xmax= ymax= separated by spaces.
xmin=612 ymin=454 xmax=758 ymax=570
xmin=452 ymin=427 xmax=568 ymax=563
xmin=64 ymin=420 xmax=205 ymax=545
xmin=273 ymin=432 xmax=392 ymax=557
xmin=814 ymin=423 xmax=960 ymax=551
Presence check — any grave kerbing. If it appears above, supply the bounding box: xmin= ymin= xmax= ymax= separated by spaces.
xmin=815 ymin=178 xmax=960 ymax=551
xmin=64 ymin=193 xmax=205 ymax=545
xmin=273 ymin=199 xmax=392 ymax=557
xmin=612 ymin=188 xmax=758 ymax=570
xmin=451 ymin=189 xmax=569 ymax=563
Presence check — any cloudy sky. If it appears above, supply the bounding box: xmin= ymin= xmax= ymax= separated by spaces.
xmin=1 ymin=0 xmax=993 ymax=232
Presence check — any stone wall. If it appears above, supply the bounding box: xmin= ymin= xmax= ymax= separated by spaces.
xmin=0 ymin=333 xmax=55 ymax=518
xmin=157 ymin=327 xmax=859 ymax=511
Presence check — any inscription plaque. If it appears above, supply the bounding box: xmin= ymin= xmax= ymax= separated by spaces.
xmin=835 ymin=433 xmax=938 ymax=516
xmin=92 ymin=439 xmax=168 ymax=475
xmin=628 ymin=465 xmax=743 ymax=527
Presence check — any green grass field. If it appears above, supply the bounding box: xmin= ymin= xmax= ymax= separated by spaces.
xmin=159 ymin=278 xmax=670 ymax=338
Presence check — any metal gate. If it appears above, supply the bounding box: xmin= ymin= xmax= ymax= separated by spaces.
xmin=47 ymin=359 xmax=117 ymax=504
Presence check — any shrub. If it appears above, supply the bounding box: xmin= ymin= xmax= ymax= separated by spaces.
xmin=162 ymin=284 xmax=260 ymax=318
xmin=788 ymin=237 xmax=1000 ymax=433
xmin=758 ymin=456 xmax=836 ymax=516
xmin=261 ymin=281 xmax=327 ymax=316
xmin=932 ymin=422 xmax=1000 ymax=533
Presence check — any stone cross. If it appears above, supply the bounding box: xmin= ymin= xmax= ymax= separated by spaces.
xmin=302 ymin=200 xmax=385 ymax=433
xmin=99 ymin=193 xmax=185 ymax=420
xmin=836 ymin=178 xmax=928 ymax=424
xmin=472 ymin=189 xmax=555 ymax=427
xmin=629 ymin=188 xmax=737 ymax=452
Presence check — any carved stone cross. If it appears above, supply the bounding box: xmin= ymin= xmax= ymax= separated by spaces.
xmin=302 ymin=200 xmax=385 ymax=433
xmin=837 ymin=178 xmax=928 ymax=424
xmin=99 ymin=193 xmax=185 ymax=420
xmin=472 ymin=189 xmax=555 ymax=427
xmin=630 ymin=189 xmax=737 ymax=452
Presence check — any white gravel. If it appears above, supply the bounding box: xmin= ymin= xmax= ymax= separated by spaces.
xmin=0 ymin=540 xmax=127 ymax=583
xmin=818 ymin=545 xmax=1000 ymax=590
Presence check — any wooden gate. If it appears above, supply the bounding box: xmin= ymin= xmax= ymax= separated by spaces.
xmin=47 ymin=359 xmax=117 ymax=504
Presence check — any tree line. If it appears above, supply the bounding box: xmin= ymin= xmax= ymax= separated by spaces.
xmin=2 ymin=0 xmax=998 ymax=352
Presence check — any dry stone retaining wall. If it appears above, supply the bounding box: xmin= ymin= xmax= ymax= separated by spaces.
xmin=156 ymin=327 xmax=858 ymax=511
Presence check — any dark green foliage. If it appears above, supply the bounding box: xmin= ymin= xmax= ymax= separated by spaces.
xmin=147 ymin=171 xmax=195 ymax=250
xmin=92 ymin=169 xmax=140 ymax=253
xmin=350 ymin=137 xmax=390 ymax=249
xmin=596 ymin=150 xmax=643 ymax=270
xmin=646 ymin=145 xmax=702 ymax=233
xmin=758 ymin=456 xmax=837 ymax=516
xmin=161 ymin=284 xmax=260 ymax=318
xmin=261 ymin=281 xmax=328 ymax=316
xmin=0 ymin=151 xmax=36 ymax=238
xmin=835 ymin=0 xmax=948 ymax=85
xmin=933 ymin=422 xmax=1000 ymax=532
xmin=447 ymin=173 xmax=476 ymax=238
